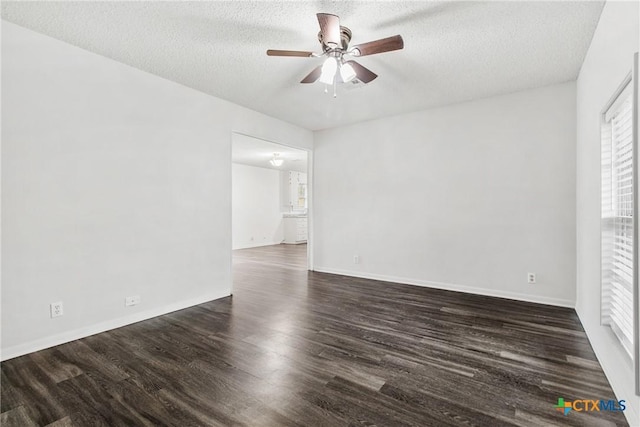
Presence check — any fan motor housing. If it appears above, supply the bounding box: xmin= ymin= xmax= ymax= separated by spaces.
xmin=318 ymin=26 xmax=352 ymax=51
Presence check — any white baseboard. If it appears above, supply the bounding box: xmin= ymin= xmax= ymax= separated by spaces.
xmin=623 ymin=401 xmax=639 ymax=427
xmin=313 ymin=266 xmax=575 ymax=308
xmin=0 ymin=290 xmax=230 ymax=361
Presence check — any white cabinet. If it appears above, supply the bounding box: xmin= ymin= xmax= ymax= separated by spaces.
xmin=281 ymin=171 xmax=307 ymax=212
xmin=280 ymin=171 xmax=308 ymax=244
xmin=283 ymin=217 xmax=307 ymax=244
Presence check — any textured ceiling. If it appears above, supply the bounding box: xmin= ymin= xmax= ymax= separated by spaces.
xmin=2 ymin=1 xmax=604 ymax=131
xmin=232 ymin=133 xmax=308 ymax=173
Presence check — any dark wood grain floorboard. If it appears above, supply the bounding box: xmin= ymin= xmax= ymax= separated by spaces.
xmin=1 ymin=243 xmax=629 ymax=426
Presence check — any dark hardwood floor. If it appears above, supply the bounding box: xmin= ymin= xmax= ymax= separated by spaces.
xmin=1 ymin=243 xmax=628 ymax=426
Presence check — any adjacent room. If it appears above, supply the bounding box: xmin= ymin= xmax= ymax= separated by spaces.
xmin=1 ymin=1 xmax=639 ymax=426
xmin=232 ymin=133 xmax=309 ymax=274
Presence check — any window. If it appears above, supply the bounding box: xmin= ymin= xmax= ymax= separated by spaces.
xmin=601 ymin=81 xmax=635 ymax=358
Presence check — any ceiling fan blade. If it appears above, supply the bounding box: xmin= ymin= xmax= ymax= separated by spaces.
xmin=345 ymin=60 xmax=377 ymax=84
xmin=300 ymin=66 xmax=322 ymax=84
xmin=267 ymin=49 xmax=314 ymax=57
xmin=351 ymin=35 xmax=404 ymax=57
xmin=317 ymin=13 xmax=341 ymax=47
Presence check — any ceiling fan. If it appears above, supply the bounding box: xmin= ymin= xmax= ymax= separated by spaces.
xmin=266 ymin=13 xmax=404 ymax=91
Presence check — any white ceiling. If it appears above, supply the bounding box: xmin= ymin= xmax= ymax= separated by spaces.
xmin=2 ymin=1 xmax=604 ymax=131
xmin=232 ymin=133 xmax=308 ymax=173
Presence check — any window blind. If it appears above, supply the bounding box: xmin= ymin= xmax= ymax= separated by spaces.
xmin=602 ymin=83 xmax=635 ymax=358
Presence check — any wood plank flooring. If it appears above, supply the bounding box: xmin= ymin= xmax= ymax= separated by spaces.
xmin=1 ymin=243 xmax=629 ymax=426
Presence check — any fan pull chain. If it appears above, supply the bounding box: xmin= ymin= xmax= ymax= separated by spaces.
xmin=333 ymin=78 xmax=337 ymax=98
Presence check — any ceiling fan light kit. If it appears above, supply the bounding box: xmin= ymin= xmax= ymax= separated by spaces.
xmin=319 ymin=57 xmax=338 ymax=84
xmin=267 ymin=13 xmax=404 ymax=96
xmin=340 ymin=61 xmax=357 ymax=83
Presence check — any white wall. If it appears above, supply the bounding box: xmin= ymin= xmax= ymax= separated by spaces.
xmin=1 ymin=21 xmax=312 ymax=360
xmin=576 ymin=2 xmax=640 ymax=425
xmin=232 ymin=163 xmax=283 ymax=249
xmin=313 ymin=82 xmax=576 ymax=307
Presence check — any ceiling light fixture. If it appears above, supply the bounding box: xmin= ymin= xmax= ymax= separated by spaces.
xmin=269 ymin=153 xmax=283 ymax=167
xmin=340 ymin=61 xmax=356 ymax=82
xmin=318 ymin=57 xmax=338 ymax=84
xmin=267 ymin=13 xmax=405 ymax=91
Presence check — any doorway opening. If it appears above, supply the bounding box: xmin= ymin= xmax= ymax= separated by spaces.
xmin=231 ymin=133 xmax=311 ymax=285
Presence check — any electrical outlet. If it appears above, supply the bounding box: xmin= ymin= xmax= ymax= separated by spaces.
xmin=354 ymin=255 xmax=360 ymax=264
xmin=125 ymin=295 xmax=141 ymax=307
xmin=50 ymin=302 xmax=63 ymax=318
xmin=527 ymin=273 xmax=536 ymax=284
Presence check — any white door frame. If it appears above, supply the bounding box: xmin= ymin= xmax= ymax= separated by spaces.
xmin=229 ymin=132 xmax=313 ymax=293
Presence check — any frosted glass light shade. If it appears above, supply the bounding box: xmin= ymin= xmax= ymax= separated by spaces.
xmin=340 ymin=62 xmax=356 ymax=82
xmin=319 ymin=57 xmax=338 ymax=84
